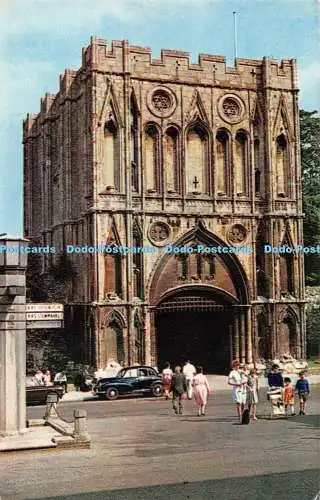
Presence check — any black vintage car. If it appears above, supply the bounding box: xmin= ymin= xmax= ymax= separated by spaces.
xmin=93 ymin=365 xmax=163 ymax=400
xmin=26 ymin=377 xmax=65 ymax=406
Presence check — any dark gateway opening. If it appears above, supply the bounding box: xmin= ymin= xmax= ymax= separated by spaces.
xmin=155 ymin=291 xmax=234 ymax=374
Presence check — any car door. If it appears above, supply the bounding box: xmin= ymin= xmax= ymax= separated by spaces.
xmin=117 ymin=368 xmax=138 ymax=394
xmin=132 ymin=368 xmax=153 ymax=393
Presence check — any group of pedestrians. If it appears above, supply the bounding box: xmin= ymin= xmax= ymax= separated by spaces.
xmin=227 ymin=360 xmax=259 ymax=423
xmin=161 ymin=361 xmax=211 ymax=416
xmin=228 ymin=360 xmax=311 ymax=423
xmin=267 ymin=363 xmax=310 ymax=416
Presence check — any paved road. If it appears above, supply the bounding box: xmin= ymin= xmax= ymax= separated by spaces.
xmin=1 ymin=389 xmax=319 ymax=500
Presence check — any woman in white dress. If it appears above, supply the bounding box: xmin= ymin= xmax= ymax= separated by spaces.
xmin=228 ymin=360 xmax=244 ymax=423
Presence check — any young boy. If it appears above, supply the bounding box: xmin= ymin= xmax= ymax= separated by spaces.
xmin=283 ymin=377 xmax=295 ymax=417
xmin=295 ymin=371 xmax=310 ymax=415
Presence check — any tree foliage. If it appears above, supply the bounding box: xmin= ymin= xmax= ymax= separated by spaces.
xmin=300 ymin=110 xmax=320 ymax=286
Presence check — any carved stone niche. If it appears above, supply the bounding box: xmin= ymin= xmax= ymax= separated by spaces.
xmin=147 ymin=86 xmax=177 ymax=118
xmin=217 ymin=93 xmax=246 ymax=124
xmin=148 ymin=221 xmax=172 ymax=246
xmin=227 ymin=224 xmax=247 ymax=245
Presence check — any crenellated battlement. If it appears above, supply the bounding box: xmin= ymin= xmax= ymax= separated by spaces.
xmin=23 ymin=37 xmax=298 ymax=139
xmin=81 ymin=37 xmax=296 ymax=89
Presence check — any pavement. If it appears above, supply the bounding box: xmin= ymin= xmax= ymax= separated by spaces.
xmin=0 ymin=425 xmax=58 ymax=452
xmin=1 ymin=388 xmax=319 ymax=499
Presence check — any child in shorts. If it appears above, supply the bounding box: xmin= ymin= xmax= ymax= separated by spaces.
xmin=295 ymin=371 xmax=310 ymax=415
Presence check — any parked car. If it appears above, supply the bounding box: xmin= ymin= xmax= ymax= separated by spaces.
xmin=93 ymin=365 xmax=163 ymax=400
xmin=26 ymin=377 xmax=65 ymax=406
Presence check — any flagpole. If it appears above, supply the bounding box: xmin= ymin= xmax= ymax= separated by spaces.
xmin=233 ymin=11 xmax=238 ymax=63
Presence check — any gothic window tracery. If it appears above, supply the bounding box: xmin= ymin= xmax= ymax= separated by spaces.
xmin=104 ymin=242 xmax=122 ymax=298
xmin=164 ymin=126 xmax=179 ymax=194
xmin=130 ymin=94 xmax=139 ymax=192
xmin=276 ymin=134 xmax=289 ymax=197
xmin=254 ymin=139 xmax=261 ymax=195
xmin=145 ymin=124 xmax=160 ymax=193
xmin=216 ymin=129 xmax=230 ymax=196
xmin=234 ymin=131 xmax=248 ymax=196
xmin=103 ymin=118 xmax=120 ymax=191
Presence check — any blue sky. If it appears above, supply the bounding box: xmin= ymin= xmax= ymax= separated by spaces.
xmin=1 ymin=0 xmax=319 ymax=236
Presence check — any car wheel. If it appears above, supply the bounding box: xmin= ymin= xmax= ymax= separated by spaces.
xmin=106 ymin=387 xmax=119 ymax=401
xmin=152 ymin=383 xmax=163 ymax=397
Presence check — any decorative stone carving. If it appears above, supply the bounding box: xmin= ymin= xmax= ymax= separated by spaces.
xmin=227 ymin=224 xmax=247 ymax=244
xmin=152 ymin=90 xmax=171 ymax=111
xmin=148 ymin=221 xmax=171 ymax=246
xmin=218 ymin=94 xmax=245 ymax=124
xmin=147 ymin=86 xmax=177 ymax=118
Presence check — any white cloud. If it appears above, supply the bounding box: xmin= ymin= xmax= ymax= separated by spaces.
xmin=299 ymin=61 xmax=320 ymax=90
xmin=298 ymin=61 xmax=320 ymax=110
xmin=0 ymin=0 xmax=212 ymax=36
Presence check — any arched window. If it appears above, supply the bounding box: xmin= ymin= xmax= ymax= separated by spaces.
xmin=130 ymin=95 xmax=139 ymax=192
xmin=164 ymin=127 xmax=179 ymax=194
xmin=103 ymin=119 xmax=120 ymax=190
xmin=254 ymin=139 xmax=261 ymax=195
xmin=186 ymin=124 xmax=208 ymax=194
xmin=104 ymin=243 xmax=122 ymax=298
xmin=234 ymin=131 xmax=248 ymax=196
xmin=276 ymin=134 xmax=288 ymax=197
xmin=145 ymin=124 xmax=160 ymax=193
xmin=216 ymin=130 xmax=230 ymax=196
xmin=280 ymin=252 xmax=294 ymax=296
xmin=101 ymin=315 xmax=125 ymax=366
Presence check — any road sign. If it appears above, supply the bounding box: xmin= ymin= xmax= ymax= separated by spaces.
xmin=26 ymin=320 xmax=63 ymax=329
xmin=26 ymin=303 xmax=64 ymax=312
xmin=25 ymin=303 xmax=64 ymax=329
xmin=26 ymin=312 xmax=64 ymax=321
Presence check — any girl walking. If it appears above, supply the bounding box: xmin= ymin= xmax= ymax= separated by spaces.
xmin=193 ymin=366 xmax=211 ymax=416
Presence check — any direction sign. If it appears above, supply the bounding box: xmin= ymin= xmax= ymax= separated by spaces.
xmin=26 ymin=312 xmax=64 ymax=321
xmin=26 ymin=303 xmax=64 ymax=312
xmin=26 ymin=320 xmax=63 ymax=329
xmin=25 ymin=303 xmax=64 ymax=329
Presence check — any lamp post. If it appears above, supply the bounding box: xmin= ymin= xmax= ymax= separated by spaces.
xmin=0 ymin=236 xmax=28 ymax=435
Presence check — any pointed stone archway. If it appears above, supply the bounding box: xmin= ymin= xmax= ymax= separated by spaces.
xmin=147 ymin=221 xmax=251 ymax=373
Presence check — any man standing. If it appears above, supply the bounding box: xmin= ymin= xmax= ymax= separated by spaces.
xmin=170 ymin=366 xmax=187 ymax=415
xmin=183 ymin=360 xmax=196 ymax=399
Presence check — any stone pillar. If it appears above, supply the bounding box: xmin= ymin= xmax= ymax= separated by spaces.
xmin=246 ymin=307 xmax=253 ymax=364
xmin=0 ymin=236 xmax=28 ymax=436
xmin=144 ymin=307 xmax=151 ymax=365
xmin=240 ymin=309 xmax=246 ymax=363
xmin=233 ymin=309 xmax=240 ymax=360
xmin=73 ymin=409 xmax=90 ymax=444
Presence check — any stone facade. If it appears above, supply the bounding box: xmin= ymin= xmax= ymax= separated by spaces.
xmin=23 ymin=38 xmax=306 ymax=373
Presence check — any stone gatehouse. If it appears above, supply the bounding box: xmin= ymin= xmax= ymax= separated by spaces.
xmin=23 ymin=38 xmax=306 ymax=373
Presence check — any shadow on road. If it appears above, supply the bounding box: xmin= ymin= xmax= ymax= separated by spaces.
xmin=35 ymin=468 xmax=319 ymax=500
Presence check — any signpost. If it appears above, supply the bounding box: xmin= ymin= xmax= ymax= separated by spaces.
xmin=26 ymin=303 xmax=64 ymax=329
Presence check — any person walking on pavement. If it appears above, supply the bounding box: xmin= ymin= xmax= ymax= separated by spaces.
xmin=170 ymin=366 xmax=187 ymax=415
xmin=228 ymin=360 xmax=244 ymax=423
xmin=161 ymin=362 xmax=173 ymax=400
xmin=183 ymin=360 xmax=196 ymax=400
xmin=193 ymin=366 xmax=211 ymax=416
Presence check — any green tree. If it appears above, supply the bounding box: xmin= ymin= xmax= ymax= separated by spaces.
xmin=300 ymin=110 xmax=320 ymax=285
